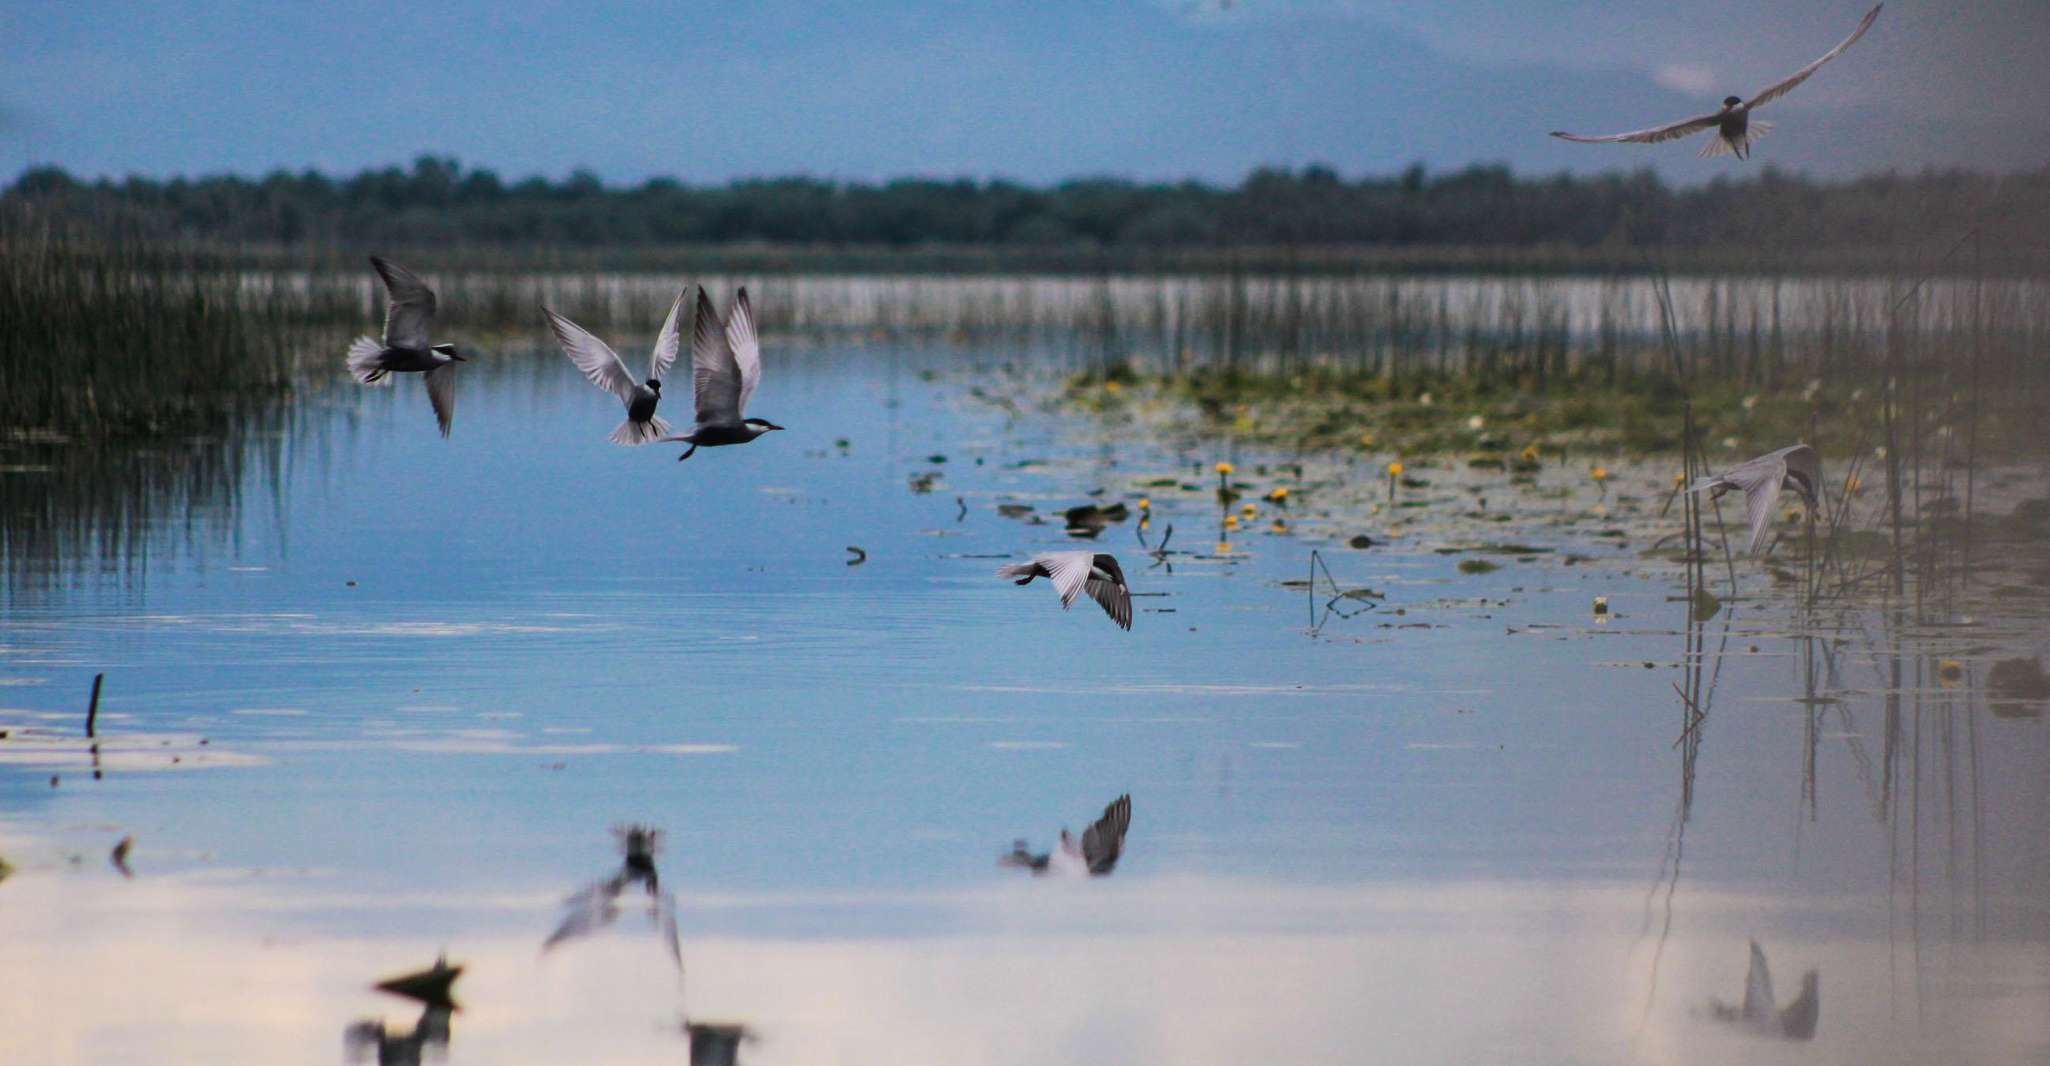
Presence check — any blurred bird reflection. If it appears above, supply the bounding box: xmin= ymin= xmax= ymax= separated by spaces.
xmin=344 ymin=954 xmax=461 ymax=1066
xmin=1705 ymin=940 xmax=1820 ymax=1041
xmin=543 ymin=823 xmax=682 ymax=966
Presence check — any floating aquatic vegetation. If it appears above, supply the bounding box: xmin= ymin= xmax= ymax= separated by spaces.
xmin=1988 ymin=658 xmax=2050 ymax=706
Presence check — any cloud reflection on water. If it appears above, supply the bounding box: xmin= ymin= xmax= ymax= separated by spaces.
xmin=1 ymin=872 xmax=2045 ymax=1066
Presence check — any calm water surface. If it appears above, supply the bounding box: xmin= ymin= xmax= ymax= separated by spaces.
xmin=3 ymin=341 xmax=2047 ymax=1065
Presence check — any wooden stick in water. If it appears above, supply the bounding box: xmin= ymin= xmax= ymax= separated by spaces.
xmin=86 ymin=673 xmax=104 ymax=739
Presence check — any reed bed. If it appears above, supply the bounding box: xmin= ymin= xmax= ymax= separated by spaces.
xmin=0 ymin=217 xmax=355 ymax=437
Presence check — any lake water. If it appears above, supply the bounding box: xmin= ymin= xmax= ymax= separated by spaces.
xmin=2 ymin=337 xmax=2047 ymax=1065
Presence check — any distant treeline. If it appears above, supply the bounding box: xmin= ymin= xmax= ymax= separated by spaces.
xmin=6 ymin=158 xmax=2048 ymax=268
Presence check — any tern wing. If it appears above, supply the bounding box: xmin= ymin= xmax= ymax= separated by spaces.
xmin=1745 ymin=4 xmax=1882 ymax=112
xmin=691 ymin=288 xmax=744 ymax=425
xmin=545 ymin=308 xmax=639 ymax=406
xmin=543 ymin=879 xmax=624 ymax=952
xmin=371 ymin=257 xmax=437 ymax=350
xmin=1084 ymin=553 xmax=1133 ymax=631
xmin=1551 ymin=112 xmax=1723 ymax=145
xmin=1778 ymin=443 xmax=1824 ymax=505
xmin=649 ymin=286 xmax=690 ymax=382
xmin=1079 ymin=794 xmax=1132 ymax=874
xmin=1724 ymin=453 xmax=1790 ymax=553
xmin=1034 ymin=551 xmax=1100 ymax=610
xmin=653 ymin=889 xmax=683 ymax=969
xmin=423 ymin=362 xmax=458 ymax=438
xmin=724 ymin=286 xmax=764 ymax=416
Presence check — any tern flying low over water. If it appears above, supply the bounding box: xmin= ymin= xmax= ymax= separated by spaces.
xmin=544 ymin=286 xmax=689 ymax=445
xmin=1551 ymin=4 xmax=1882 ymax=160
xmin=346 ymin=257 xmax=466 ymax=437
xmin=996 ymin=551 xmax=1134 ymax=630
xmin=1689 ymin=443 xmax=1823 ymax=554
xmin=658 ymin=287 xmax=783 ymax=461
xmin=1002 ymin=794 xmax=1132 ymax=876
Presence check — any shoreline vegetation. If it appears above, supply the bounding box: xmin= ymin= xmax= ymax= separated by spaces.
xmin=7 ymin=158 xmax=2050 ymax=275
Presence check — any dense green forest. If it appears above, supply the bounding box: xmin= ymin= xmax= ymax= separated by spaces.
xmin=5 ymin=158 xmax=2046 ymax=265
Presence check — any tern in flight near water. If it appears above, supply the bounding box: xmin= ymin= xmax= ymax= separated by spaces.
xmin=1002 ymin=794 xmax=1132 ymax=876
xmin=996 ymin=551 xmax=1134 ymax=630
xmin=346 ymin=257 xmax=467 ymax=437
xmin=1551 ymin=4 xmax=1882 ymax=160
xmin=1689 ymin=443 xmax=1823 ymax=554
xmin=659 ymin=287 xmax=783 ymax=461
xmin=544 ymin=286 xmax=689 ymax=445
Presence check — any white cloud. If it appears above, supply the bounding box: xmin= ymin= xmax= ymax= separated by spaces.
xmin=1655 ymin=61 xmax=1719 ymax=95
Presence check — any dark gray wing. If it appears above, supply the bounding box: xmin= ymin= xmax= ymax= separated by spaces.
xmin=1744 ymin=4 xmax=1882 ymax=112
xmin=1079 ymin=793 xmax=1131 ymax=874
xmin=371 ymin=257 xmax=437 ymax=350
xmin=1777 ymin=443 xmax=1823 ymax=506
xmin=1085 ymin=554 xmax=1133 ymax=631
xmin=423 ymin=362 xmax=458 ymax=438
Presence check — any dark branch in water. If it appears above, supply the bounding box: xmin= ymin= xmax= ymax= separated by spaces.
xmin=85 ymin=673 xmax=102 ymax=739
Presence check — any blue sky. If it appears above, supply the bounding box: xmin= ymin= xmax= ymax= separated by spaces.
xmin=4 ymin=0 xmax=2045 ymax=185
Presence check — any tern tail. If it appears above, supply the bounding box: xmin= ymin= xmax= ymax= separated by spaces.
xmin=609 ymin=415 xmax=672 ymax=446
xmin=346 ymin=336 xmax=392 ymax=386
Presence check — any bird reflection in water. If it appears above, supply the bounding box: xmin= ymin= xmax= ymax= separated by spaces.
xmin=684 ymin=1021 xmax=757 ymax=1066
xmin=1705 ymin=940 xmax=1819 ymax=1041
xmin=543 ymin=823 xmax=682 ymax=967
xmin=344 ymin=954 xmax=461 ymax=1066
xmin=1001 ymin=794 xmax=1132 ymax=876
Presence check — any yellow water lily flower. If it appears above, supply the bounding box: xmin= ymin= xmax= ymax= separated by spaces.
xmin=1938 ymin=659 xmax=1965 ymax=687
xmin=1215 ymin=461 xmax=1235 ymax=477
xmin=1387 ymin=461 xmax=1405 ymax=478
xmin=1267 ymin=487 xmax=1288 ymax=502
xmin=1590 ymin=465 xmax=1609 ymax=483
